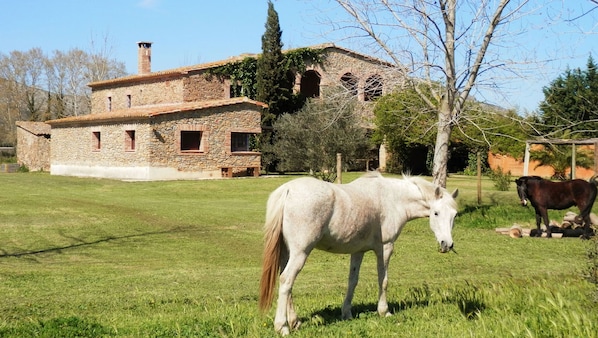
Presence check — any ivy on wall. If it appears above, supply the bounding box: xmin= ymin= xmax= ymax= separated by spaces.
xmin=207 ymin=47 xmax=326 ymax=101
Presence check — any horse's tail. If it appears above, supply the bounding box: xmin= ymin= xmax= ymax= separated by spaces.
xmin=259 ymin=185 xmax=288 ymax=313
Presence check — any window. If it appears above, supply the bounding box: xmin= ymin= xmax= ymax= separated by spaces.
xmin=92 ymin=131 xmax=101 ymax=151
xmin=229 ymin=82 xmax=242 ymax=98
xmin=126 ymin=95 xmax=131 ymax=108
xmin=180 ymin=131 xmax=204 ymax=152
xmin=364 ymin=75 xmax=383 ymax=101
xmin=125 ymin=130 xmax=135 ymax=151
xmin=231 ymin=133 xmax=253 ymax=152
xmin=341 ymin=73 xmax=358 ymax=97
xmin=106 ymin=96 xmax=112 ymax=111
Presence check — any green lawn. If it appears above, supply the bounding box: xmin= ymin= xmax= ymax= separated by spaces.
xmin=0 ymin=172 xmax=596 ymax=337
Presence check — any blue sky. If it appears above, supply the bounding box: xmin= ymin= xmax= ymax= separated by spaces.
xmin=0 ymin=0 xmax=596 ymax=112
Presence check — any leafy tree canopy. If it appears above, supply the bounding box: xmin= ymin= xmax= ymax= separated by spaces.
xmin=373 ymin=85 xmax=532 ymax=173
xmin=208 ymin=47 xmax=324 ymax=111
xmin=272 ymin=88 xmax=369 ymax=180
xmin=538 ymin=55 xmax=598 ymax=138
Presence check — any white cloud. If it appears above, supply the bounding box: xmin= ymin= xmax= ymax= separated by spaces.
xmin=137 ymin=0 xmax=159 ymax=9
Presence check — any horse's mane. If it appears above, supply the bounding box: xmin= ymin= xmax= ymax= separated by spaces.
xmin=356 ymin=171 xmax=456 ymax=207
xmin=360 ymin=170 xmax=384 ymax=179
xmin=403 ymin=174 xmax=457 ymax=208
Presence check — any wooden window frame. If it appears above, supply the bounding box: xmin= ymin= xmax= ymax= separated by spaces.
xmin=125 ymin=130 xmax=136 ymax=152
xmin=92 ymin=131 xmax=101 ymax=151
xmin=178 ymin=125 xmax=208 ymax=154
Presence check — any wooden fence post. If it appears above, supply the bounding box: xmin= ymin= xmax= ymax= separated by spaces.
xmin=336 ymin=153 xmax=342 ymax=184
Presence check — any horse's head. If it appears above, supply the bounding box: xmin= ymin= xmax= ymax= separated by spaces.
xmin=429 ymin=186 xmax=459 ymax=253
xmin=515 ymin=177 xmax=528 ymax=206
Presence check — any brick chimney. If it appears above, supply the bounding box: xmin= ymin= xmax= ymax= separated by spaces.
xmin=137 ymin=41 xmax=152 ymax=75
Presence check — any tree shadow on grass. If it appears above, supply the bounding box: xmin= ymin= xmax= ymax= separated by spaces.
xmin=307 ymin=283 xmax=487 ymax=326
xmin=0 ymin=227 xmax=185 ymax=259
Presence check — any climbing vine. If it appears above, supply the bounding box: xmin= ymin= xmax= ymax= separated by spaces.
xmin=207 ymin=47 xmax=326 ymax=101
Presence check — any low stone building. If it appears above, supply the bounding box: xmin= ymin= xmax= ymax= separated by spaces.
xmin=15 ymin=121 xmax=51 ymax=171
xmin=47 ymin=97 xmax=264 ymax=180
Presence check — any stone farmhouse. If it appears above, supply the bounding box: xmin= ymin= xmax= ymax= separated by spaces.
xmin=37 ymin=42 xmax=396 ymax=180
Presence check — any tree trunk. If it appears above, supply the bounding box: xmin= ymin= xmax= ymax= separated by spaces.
xmin=432 ymin=104 xmax=453 ymax=188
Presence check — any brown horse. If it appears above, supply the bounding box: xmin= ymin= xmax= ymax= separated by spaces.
xmin=515 ymin=176 xmax=598 ymax=239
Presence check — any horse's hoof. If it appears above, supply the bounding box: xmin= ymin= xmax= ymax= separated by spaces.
xmin=292 ymin=320 xmax=302 ymax=330
xmin=279 ymin=326 xmax=290 ymax=336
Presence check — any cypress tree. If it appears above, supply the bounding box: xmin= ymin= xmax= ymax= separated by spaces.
xmin=256 ymin=1 xmax=293 ymax=127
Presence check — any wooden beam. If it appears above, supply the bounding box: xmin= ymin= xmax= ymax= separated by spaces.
xmin=523 ymin=141 xmax=530 ymax=176
xmin=571 ymin=144 xmax=576 ymax=179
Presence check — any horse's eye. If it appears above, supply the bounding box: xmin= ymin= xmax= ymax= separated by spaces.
xmin=434 ymin=211 xmax=439 ymax=216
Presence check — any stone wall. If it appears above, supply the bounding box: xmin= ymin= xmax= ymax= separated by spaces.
xmin=15 ymin=121 xmax=51 ymax=171
xmin=302 ymin=47 xmax=401 ymax=127
xmin=50 ymin=102 xmax=261 ymax=180
xmin=311 ymin=48 xmax=399 ymax=97
xmin=183 ymin=71 xmax=229 ymax=102
xmin=90 ymin=76 xmax=184 ymax=114
xmin=149 ymin=102 xmax=261 ymax=175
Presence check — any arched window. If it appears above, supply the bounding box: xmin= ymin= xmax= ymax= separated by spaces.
xmin=340 ymin=73 xmax=358 ymax=97
xmin=300 ymin=70 xmax=321 ymax=98
xmin=364 ymin=74 xmax=383 ymax=101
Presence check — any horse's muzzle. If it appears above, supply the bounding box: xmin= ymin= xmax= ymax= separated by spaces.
xmin=439 ymin=241 xmax=453 ymax=253
xmin=520 ymin=199 xmax=528 ymax=207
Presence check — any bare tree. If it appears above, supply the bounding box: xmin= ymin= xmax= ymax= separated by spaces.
xmin=47 ymin=49 xmax=90 ymax=117
xmin=329 ymin=0 xmax=533 ymax=187
xmin=0 ymin=34 xmax=127 ymax=143
xmin=0 ymin=48 xmax=49 ymax=143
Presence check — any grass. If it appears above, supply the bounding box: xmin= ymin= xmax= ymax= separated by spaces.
xmin=0 ymin=172 xmax=596 ymax=337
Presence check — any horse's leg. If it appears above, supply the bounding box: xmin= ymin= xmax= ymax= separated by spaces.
xmin=579 ymin=206 xmax=592 ymax=239
xmin=274 ymin=250 xmax=308 ymax=336
xmin=582 ymin=215 xmax=592 ymax=239
xmin=286 ymin=293 xmax=300 ymax=330
xmin=534 ymin=209 xmax=547 ymax=237
xmin=279 ymin=248 xmax=300 ymax=329
xmin=578 ymin=204 xmax=594 ymax=240
xmin=375 ymin=242 xmax=394 ymax=317
xmin=540 ymin=208 xmax=552 ymax=237
xmin=341 ymin=252 xmax=364 ymax=320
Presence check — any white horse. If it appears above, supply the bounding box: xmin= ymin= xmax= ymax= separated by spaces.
xmin=258 ymin=172 xmax=459 ymax=335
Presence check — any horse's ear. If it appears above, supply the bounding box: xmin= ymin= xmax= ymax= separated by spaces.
xmin=435 ymin=186 xmax=442 ymax=199
xmin=452 ymin=189 xmax=459 ymax=199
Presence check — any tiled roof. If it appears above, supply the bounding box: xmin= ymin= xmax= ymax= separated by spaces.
xmin=88 ymin=54 xmax=254 ymax=87
xmin=46 ymin=97 xmax=267 ymax=126
xmin=15 ymin=121 xmax=51 ymax=135
xmin=88 ymin=43 xmax=394 ymax=88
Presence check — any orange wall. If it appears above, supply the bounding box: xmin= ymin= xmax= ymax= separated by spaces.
xmin=488 ymin=150 xmax=596 ymax=179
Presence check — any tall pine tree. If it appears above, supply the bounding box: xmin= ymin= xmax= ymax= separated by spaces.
xmin=256 ymin=1 xmax=293 ymax=127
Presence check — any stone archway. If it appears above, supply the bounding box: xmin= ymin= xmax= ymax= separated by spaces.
xmin=300 ymin=70 xmax=321 ymax=98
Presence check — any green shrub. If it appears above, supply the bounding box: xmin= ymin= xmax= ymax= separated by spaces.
xmin=488 ymin=166 xmax=512 ymax=191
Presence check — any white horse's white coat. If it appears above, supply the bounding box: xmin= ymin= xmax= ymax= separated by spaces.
xmin=259 ymin=172 xmax=458 ymax=335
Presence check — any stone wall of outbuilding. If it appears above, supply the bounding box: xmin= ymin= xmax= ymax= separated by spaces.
xmin=15 ymin=121 xmax=51 ymax=171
